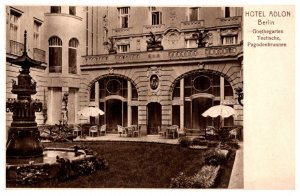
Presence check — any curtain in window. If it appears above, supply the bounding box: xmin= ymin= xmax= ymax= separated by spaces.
xmin=69 ymin=6 xmax=76 ymax=15
xmin=189 ymin=8 xmax=198 ymax=21
xmin=68 ymin=48 xmax=77 ymax=74
xmin=51 ymin=6 xmax=61 ymax=13
xmin=49 ymin=47 xmax=62 ymax=73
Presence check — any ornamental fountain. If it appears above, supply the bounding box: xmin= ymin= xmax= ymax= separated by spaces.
xmin=6 ymin=31 xmax=44 ymax=158
xmin=6 ymin=31 xmax=106 ymax=186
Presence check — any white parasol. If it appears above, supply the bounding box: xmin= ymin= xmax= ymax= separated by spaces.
xmin=77 ymin=106 xmax=105 ymax=117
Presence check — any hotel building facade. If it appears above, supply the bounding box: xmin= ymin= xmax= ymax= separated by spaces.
xmin=6 ymin=6 xmax=243 ymax=136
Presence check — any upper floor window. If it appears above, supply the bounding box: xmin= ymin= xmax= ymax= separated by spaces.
xmin=9 ymin=9 xmax=22 ymax=42
xmin=189 ymin=7 xmax=200 ymax=21
xmin=185 ymin=39 xmax=197 ymax=48
xmin=222 ymin=36 xmax=237 ymax=45
xmin=69 ymin=6 xmax=76 ymax=15
xmin=48 ymin=36 xmax=62 ymax=73
xmin=225 ymin=7 xmax=230 ymax=17
xmin=117 ymin=44 xmax=130 ymax=53
xmin=150 ymin=7 xmax=162 ymax=25
xmin=118 ymin=7 xmax=129 ymax=28
xmin=50 ymin=6 xmax=61 ymax=14
xmin=33 ymin=20 xmax=42 ymax=48
xmin=221 ymin=7 xmax=236 ymax=18
xmin=68 ymin=38 xmax=79 ymax=74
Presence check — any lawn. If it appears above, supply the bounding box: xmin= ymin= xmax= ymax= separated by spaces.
xmin=7 ymin=141 xmax=236 ymax=188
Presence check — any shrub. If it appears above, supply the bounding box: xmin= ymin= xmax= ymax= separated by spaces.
xmin=95 ymin=156 xmax=109 ymax=170
xmin=192 ymin=165 xmax=220 ymax=188
xmin=203 ymin=148 xmax=227 ymax=166
xmin=170 ymin=172 xmax=194 ymax=188
xmin=207 ymin=141 xmax=219 ymax=148
xmin=178 ymin=137 xmax=191 ymax=148
xmin=192 ymin=137 xmax=208 ymax=146
xmin=170 ymin=165 xmax=220 ymax=188
xmin=226 ymin=141 xmax=240 ymax=150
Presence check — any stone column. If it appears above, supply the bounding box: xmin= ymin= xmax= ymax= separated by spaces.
xmin=220 ymin=76 xmax=225 ymax=127
xmin=127 ymin=81 xmax=132 ymax=127
xmin=48 ymin=88 xmax=53 ymax=124
xmin=180 ymin=78 xmax=184 ymax=130
xmin=75 ymin=89 xmax=78 ymax=124
xmin=95 ymin=81 xmax=99 ymax=125
xmin=220 ymin=76 xmax=225 ymax=101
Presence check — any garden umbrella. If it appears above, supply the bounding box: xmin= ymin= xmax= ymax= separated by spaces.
xmin=202 ymin=105 xmax=237 ymax=118
xmin=202 ymin=105 xmax=237 ymax=129
xmin=77 ymin=106 xmax=105 ymax=117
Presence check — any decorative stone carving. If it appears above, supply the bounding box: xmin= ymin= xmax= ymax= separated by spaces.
xmin=146 ymin=32 xmax=164 ymax=51
xmin=195 ymin=29 xmax=211 ymax=48
xmin=150 ymin=75 xmax=159 ymax=90
xmin=103 ymin=37 xmax=117 ymax=54
xmin=147 ymin=67 xmax=161 ymax=96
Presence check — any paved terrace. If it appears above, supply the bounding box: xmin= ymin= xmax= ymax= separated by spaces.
xmin=73 ymin=134 xmax=179 ymax=145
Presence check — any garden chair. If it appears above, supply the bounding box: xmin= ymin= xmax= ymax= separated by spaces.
xmin=73 ymin=124 xmax=82 ymax=137
xmin=117 ymin=125 xmax=126 ymax=137
xmin=166 ymin=125 xmax=179 ymax=139
xmin=127 ymin=126 xmax=133 ymax=137
xmin=229 ymin=127 xmax=239 ymax=140
xmin=99 ymin=124 xmax=107 ymax=136
xmin=89 ymin=125 xmax=98 ymax=137
xmin=177 ymin=128 xmax=186 ymax=138
xmin=158 ymin=126 xmax=166 ymax=139
xmin=132 ymin=125 xmax=140 ymax=137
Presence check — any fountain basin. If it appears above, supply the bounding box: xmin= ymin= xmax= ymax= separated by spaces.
xmin=6 ymin=147 xmax=106 ymax=184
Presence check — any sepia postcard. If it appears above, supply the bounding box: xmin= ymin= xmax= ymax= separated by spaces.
xmin=2 ymin=0 xmax=296 ymax=191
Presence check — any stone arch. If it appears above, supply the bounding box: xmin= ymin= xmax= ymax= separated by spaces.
xmin=169 ymin=68 xmax=239 ymax=94
xmin=87 ymin=73 xmax=139 ymax=94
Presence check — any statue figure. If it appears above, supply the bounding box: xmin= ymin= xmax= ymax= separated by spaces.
xmin=195 ymin=29 xmax=210 ymax=48
xmin=62 ymin=92 xmax=69 ymax=125
xmin=146 ymin=32 xmax=163 ymax=51
xmin=104 ymin=37 xmax=117 ymax=54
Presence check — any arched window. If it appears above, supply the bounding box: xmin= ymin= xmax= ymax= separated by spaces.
xmin=48 ymin=36 xmax=62 ymax=73
xmin=69 ymin=38 xmax=79 ymax=74
xmin=69 ymin=6 xmax=76 ymax=15
xmin=172 ymin=73 xmax=235 ymax=129
xmin=50 ymin=6 xmax=61 ymax=14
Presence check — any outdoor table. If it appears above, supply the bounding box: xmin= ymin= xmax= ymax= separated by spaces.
xmin=124 ymin=126 xmax=133 ymax=137
xmin=166 ymin=126 xmax=178 ymax=139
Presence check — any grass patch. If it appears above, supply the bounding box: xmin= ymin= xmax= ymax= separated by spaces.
xmin=7 ymin=141 xmax=236 ymax=188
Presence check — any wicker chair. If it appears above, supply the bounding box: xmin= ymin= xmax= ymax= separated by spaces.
xmin=99 ymin=124 xmax=107 ymax=136
xmin=89 ymin=125 xmax=98 ymax=137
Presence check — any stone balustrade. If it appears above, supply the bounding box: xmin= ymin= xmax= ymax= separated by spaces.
xmin=181 ymin=20 xmax=205 ymax=29
xmin=142 ymin=24 xmax=166 ymax=33
xmin=217 ymin=16 xmax=242 ymax=26
xmin=83 ymin=45 xmax=242 ymax=66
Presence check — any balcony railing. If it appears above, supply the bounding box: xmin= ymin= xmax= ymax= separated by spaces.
xmin=142 ymin=24 xmax=166 ymax=33
xmin=112 ymin=27 xmax=133 ymax=37
xmin=7 ymin=40 xmax=46 ymax=63
xmin=83 ymin=45 xmax=242 ymax=66
xmin=217 ymin=16 xmax=242 ymax=26
xmin=33 ymin=48 xmax=46 ymax=63
xmin=181 ymin=20 xmax=205 ymax=30
xmin=8 ymin=40 xmax=24 ymax=56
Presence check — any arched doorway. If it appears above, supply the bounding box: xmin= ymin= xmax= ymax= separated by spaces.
xmin=106 ymin=99 xmax=124 ymax=132
xmin=147 ymin=102 xmax=162 ymax=135
xmin=191 ymin=97 xmax=213 ymax=129
xmin=89 ymin=75 xmax=138 ymax=133
xmin=172 ymin=71 xmax=235 ymax=130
